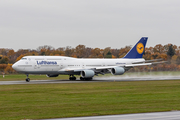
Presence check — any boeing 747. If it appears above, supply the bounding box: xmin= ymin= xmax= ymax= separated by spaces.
xmin=12 ymin=37 xmax=162 ymax=82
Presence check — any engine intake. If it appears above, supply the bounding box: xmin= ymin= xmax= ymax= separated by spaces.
xmin=46 ymin=74 xmax=59 ymax=77
xmin=111 ymin=67 xmax=125 ymax=75
xmin=81 ymin=70 xmax=95 ymax=78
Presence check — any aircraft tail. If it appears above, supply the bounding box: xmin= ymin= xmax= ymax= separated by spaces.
xmin=123 ymin=37 xmax=148 ymax=59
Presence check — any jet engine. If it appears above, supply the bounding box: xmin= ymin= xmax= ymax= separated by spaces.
xmin=111 ymin=67 xmax=125 ymax=75
xmin=81 ymin=70 xmax=95 ymax=78
xmin=46 ymin=74 xmax=59 ymax=77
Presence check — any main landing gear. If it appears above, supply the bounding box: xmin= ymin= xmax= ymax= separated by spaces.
xmin=80 ymin=77 xmax=93 ymax=81
xmin=26 ymin=74 xmax=30 ymax=82
xmin=69 ymin=75 xmax=93 ymax=81
xmin=69 ymin=75 xmax=76 ymax=80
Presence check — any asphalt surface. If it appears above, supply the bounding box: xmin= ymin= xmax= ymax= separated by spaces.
xmin=1 ymin=76 xmax=180 ymax=85
xmin=42 ymin=111 xmax=180 ymax=120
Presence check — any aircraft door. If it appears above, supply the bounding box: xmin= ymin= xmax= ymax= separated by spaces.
xmin=60 ymin=60 xmax=63 ymax=69
xmin=34 ymin=58 xmax=43 ymax=70
xmin=82 ymin=62 xmax=85 ymax=68
xmin=34 ymin=61 xmax=41 ymax=69
xmin=102 ymin=63 xmax=105 ymax=66
xmin=34 ymin=64 xmax=37 ymax=69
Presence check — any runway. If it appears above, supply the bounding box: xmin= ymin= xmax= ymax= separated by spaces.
xmin=43 ymin=111 xmax=180 ymax=120
xmin=1 ymin=76 xmax=180 ymax=85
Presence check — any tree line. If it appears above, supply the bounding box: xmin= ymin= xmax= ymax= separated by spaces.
xmin=0 ymin=43 xmax=179 ymax=74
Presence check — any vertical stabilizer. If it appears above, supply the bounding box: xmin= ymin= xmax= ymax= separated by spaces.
xmin=123 ymin=37 xmax=148 ymax=59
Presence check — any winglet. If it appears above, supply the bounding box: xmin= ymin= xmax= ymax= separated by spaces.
xmin=123 ymin=37 xmax=148 ymax=59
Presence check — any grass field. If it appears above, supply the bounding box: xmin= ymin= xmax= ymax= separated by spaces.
xmin=0 ymin=80 xmax=180 ymax=120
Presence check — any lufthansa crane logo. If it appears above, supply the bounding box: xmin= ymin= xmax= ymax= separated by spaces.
xmin=136 ymin=43 xmax=144 ymax=54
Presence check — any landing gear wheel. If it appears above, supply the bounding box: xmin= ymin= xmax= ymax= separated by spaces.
xmin=26 ymin=78 xmax=30 ymax=82
xmin=69 ymin=75 xmax=76 ymax=80
xmin=80 ymin=77 xmax=84 ymax=80
xmin=80 ymin=77 xmax=93 ymax=81
xmin=25 ymin=74 xmax=30 ymax=82
xmin=69 ymin=77 xmax=76 ymax=80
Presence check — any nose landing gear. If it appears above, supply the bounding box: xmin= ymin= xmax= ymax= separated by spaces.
xmin=26 ymin=74 xmax=30 ymax=82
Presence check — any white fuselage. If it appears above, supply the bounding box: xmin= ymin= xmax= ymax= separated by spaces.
xmin=12 ymin=56 xmax=145 ymax=75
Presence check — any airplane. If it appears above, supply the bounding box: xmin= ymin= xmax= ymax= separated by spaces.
xmin=12 ymin=37 xmax=162 ymax=82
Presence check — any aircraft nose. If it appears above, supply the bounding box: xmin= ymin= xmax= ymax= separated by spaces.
xmin=12 ymin=63 xmax=18 ymax=71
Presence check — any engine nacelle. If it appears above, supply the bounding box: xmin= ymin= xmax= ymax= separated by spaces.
xmin=111 ymin=67 xmax=125 ymax=75
xmin=46 ymin=74 xmax=59 ymax=77
xmin=81 ymin=70 xmax=95 ymax=78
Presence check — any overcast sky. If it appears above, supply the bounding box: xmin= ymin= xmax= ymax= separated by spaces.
xmin=1 ymin=0 xmax=180 ymax=51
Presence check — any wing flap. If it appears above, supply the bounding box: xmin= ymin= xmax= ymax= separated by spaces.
xmin=126 ymin=61 xmax=166 ymax=67
xmin=125 ymin=63 xmax=152 ymax=67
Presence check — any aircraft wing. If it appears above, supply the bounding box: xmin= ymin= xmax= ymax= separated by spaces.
xmin=95 ymin=61 xmax=165 ymax=70
xmin=95 ymin=63 xmax=152 ymax=69
xmin=132 ymin=59 xmax=164 ymax=64
xmin=59 ymin=61 xmax=164 ymax=72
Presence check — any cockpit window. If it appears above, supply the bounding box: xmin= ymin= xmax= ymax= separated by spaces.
xmin=21 ymin=58 xmax=27 ymax=60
